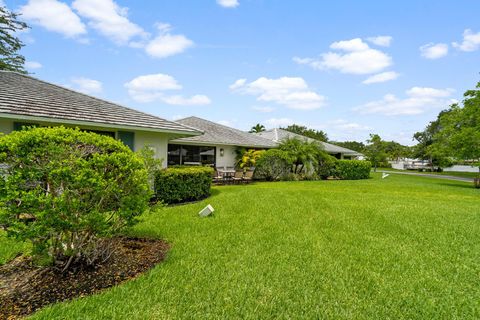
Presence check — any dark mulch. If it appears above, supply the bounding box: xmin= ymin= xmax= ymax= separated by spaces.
xmin=0 ymin=237 xmax=169 ymax=319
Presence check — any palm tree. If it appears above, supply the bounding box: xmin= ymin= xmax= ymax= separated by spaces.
xmin=249 ymin=123 xmax=266 ymax=133
xmin=279 ymin=137 xmax=322 ymax=174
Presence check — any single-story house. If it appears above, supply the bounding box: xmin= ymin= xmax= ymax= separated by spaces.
xmin=169 ymin=116 xmax=277 ymax=168
xmin=255 ymin=128 xmax=362 ymax=160
xmin=0 ymin=71 xmax=202 ymax=166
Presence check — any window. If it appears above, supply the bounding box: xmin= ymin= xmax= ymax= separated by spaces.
xmin=117 ymin=131 xmax=135 ymax=150
xmin=168 ymin=144 xmax=216 ymax=166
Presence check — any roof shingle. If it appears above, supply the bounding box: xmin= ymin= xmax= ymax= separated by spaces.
xmin=172 ymin=117 xmax=277 ymax=148
xmin=0 ymin=71 xmax=201 ymax=135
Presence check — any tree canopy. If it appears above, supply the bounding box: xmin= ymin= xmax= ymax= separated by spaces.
xmin=0 ymin=6 xmax=29 ymax=73
xmin=282 ymin=124 xmax=328 ymax=142
xmin=429 ymin=81 xmax=480 ymax=174
xmin=364 ymin=134 xmax=387 ymax=172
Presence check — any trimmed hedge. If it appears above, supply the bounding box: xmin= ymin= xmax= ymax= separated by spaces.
xmin=335 ymin=160 xmax=371 ymax=180
xmin=155 ymin=166 xmax=214 ymax=204
xmin=254 ymin=149 xmax=294 ymax=181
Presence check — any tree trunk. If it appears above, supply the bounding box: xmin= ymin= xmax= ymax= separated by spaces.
xmin=475 ymin=167 xmax=480 ymax=189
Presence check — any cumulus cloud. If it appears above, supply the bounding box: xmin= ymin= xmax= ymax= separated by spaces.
xmin=230 ymin=76 xmax=326 ymax=110
xmin=327 ymin=119 xmax=372 ymax=132
xmin=294 ymin=38 xmax=392 ymax=75
xmin=217 ymin=0 xmax=239 ymax=8
xmin=354 ymin=87 xmax=455 ymax=116
xmin=264 ymin=118 xmax=295 ymax=128
xmin=19 ymin=0 xmax=87 ymax=38
xmin=420 ymin=43 xmax=448 ymax=59
xmin=72 ymin=0 xmax=146 ymax=45
xmin=144 ymin=23 xmax=194 ymax=58
xmin=125 ymin=73 xmax=210 ymax=105
xmin=452 ymin=29 xmax=480 ymax=52
xmin=366 ymin=36 xmax=393 ymax=47
xmin=362 ymin=71 xmax=399 ymax=84
xmin=71 ymin=77 xmax=103 ymax=95
xmin=25 ymin=61 xmax=43 ymax=70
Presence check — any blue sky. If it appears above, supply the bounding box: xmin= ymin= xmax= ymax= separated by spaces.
xmin=3 ymin=0 xmax=480 ymax=144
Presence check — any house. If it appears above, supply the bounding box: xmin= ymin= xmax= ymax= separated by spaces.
xmin=0 ymin=71 xmax=202 ymax=166
xmin=169 ymin=116 xmax=277 ymax=168
xmin=255 ymin=128 xmax=362 ymax=160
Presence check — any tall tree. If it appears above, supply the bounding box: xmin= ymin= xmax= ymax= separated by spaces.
xmin=431 ymin=81 xmax=480 ymax=179
xmin=282 ymin=124 xmax=328 ymax=142
xmin=364 ymin=134 xmax=387 ymax=172
xmin=0 ymin=6 xmax=29 ymax=73
xmin=249 ymin=123 xmax=266 ymax=133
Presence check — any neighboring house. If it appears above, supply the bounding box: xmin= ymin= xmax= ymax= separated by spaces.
xmin=0 ymin=71 xmax=201 ymax=166
xmin=170 ymin=117 xmax=277 ymax=168
xmin=255 ymin=128 xmax=362 ymax=160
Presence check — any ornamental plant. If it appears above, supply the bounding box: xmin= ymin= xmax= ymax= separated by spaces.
xmin=0 ymin=127 xmax=150 ymax=270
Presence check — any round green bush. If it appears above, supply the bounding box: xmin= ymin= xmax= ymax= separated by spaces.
xmin=155 ymin=166 xmax=213 ymax=204
xmin=254 ymin=149 xmax=294 ymax=181
xmin=0 ymin=127 xmax=150 ymax=268
xmin=334 ymin=160 xmax=372 ymax=180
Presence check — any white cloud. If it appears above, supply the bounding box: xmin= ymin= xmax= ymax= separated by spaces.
xmin=366 ymin=36 xmax=393 ymax=47
xmin=0 ymin=0 xmax=6 ymax=7
xmin=144 ymin=23 xmax=194 ymax=58
xmin=125 ymin=73 xmax=210 ymax=105
xmin=452 ymin=29 xmax=480 ymax=52
xmin=420 ymin=43 xmax=448 ymax=59
xmin=294 ymin=38 xmax=392 ymax=75
xmin=72 ymin=0 xmax=146 ymax=45
xmin=264 ymin=118 xmax=294 ymax=128
xmin=217 ymin=0 xmax=239 ymax=8
xmin=327 ymin=119 xmax=372 ymax=132
xmin=230 ymin=76 xmax=326 ymax=110
xmin=362 ymin=71 xmax=399 ymax=84
xmin=25 ymin=61 xmax=42 ymax=69
xmin=19 ymin=0 xmax=86 ymax=38
xmin=71 ymin=77 xmax=103 ymax=95
xmin=354 ymin=87 xmax=455 ymax=116
xmin=161 ymin=95 xmax=211 ymax=106
xmin=251 ymin=105 xmax=275 ymax=113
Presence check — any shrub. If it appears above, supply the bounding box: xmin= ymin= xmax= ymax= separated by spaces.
xmin=316 ymin=154 xmax=338 ymax=180
xmin=335 ymin=160 xmax=372 ymax=180
xmin=0 ymin=127 xmax=150 ymax=269
xmin=254 ymin=149 xmax=294 ymax=181
xmin=155 ymin=166 xmax=213 ymax=204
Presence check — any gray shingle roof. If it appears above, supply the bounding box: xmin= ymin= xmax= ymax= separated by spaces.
xmin=171 ymin=117 xmax=277 ymax=148
xmin=0 ymin=71 xmax=201 ymax=135
xmin=255 ymin=128 xmax=362 ymax=156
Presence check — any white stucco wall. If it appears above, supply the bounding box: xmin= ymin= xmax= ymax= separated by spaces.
xmin=215 ymin=145 xmax=237 ymax=169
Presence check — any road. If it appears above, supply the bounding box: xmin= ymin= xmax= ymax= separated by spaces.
xmin=377 ymin=170 xmax=474 ymax=183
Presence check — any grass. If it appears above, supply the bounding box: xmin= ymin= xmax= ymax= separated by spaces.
xmin=378 ymin=167 xmax=479 ymax=179
xmin=2 ymin=174 xmax=480 ymax=319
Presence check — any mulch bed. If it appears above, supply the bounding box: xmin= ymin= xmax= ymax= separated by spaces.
xmin=0 ymin=237 xmax=169 ymax=319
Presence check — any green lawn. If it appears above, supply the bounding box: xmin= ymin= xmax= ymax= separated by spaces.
xmin=2 ymin=174 xmax=480 ymax=319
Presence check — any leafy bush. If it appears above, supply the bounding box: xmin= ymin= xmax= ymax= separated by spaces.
xmin=235 ymin=148 xmax=265 ymax=170
xmin=316 ymin=154 xmax=338 ymax=180
xmin=254 ymin=149 xmax=294 ymax=181
xmin=155 ymin=166 xmax=213 ymax=204
xmin=0 ymin=127 xmax=150 ymax=269
xmin=278 ymin=138 xmax=322 ymax=174
xmin=335 ymin=160 xmax=372 ymax=180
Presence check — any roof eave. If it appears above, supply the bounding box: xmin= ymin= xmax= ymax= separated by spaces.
xmin=0 ymin=112 xmax=202 ymax=136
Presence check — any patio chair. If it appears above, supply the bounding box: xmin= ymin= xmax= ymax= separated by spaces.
xmin=242 ymin=170 xmax=254 ymax=183
xmin=213 ymin=170 xmax=223 ymax=184
xmin=233 ymin=170 xmax=244 ymax=184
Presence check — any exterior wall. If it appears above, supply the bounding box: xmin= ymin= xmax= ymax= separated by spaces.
xmin=0 ymin=119 xmax=13 ymax=134
xmin=135 ymin=131 xmax=169 ymax=167
xmin=215 ymin=145 xmax=237 ymax=169
xmin=0 ymin=117 xmax=170 ymax=167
